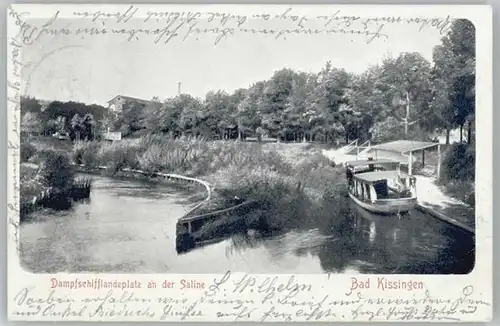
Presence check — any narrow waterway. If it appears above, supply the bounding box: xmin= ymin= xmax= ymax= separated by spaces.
xmin=20 ymin=174 xmax=474 ymax=274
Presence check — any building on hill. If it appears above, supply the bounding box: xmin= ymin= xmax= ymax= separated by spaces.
xmin=107 ymin=95 xmax=154 ymax=112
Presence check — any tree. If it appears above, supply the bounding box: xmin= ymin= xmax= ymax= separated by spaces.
xmin=202 ymin=90 xmax=235 ymax=139
xmin=177 ymin=95 xmax=204 ymax=136
xmin=70 ymin=114 xmax=84 ymax=141
xmin=228 ymin=88 xmax=247 ymax=139
xmin=237 ymin=82 xmax=266 ymax=139
xmin=69 ymin=113 xmax=95 ymax=141
xmin=450 ymin=73 xmax=475 ymax=143
xmin=337 ymin=104 xmax=364 ymax=143
xmin=82 ymin=113 xmax=96 ymax=140
xmin=260 ymin=68 xmax=301 ymax=140
xmin=100 ymin=110 xmax=119 ymax=134
xmin=309 ymin=64 xmax=351 ymax=143
xmin=43 ymin=101 xmax=107 ymax=124
xmin=431 ymin=19 xmax=475 ymax=144
xmin=112 ymin=100 xmax=148 ymax=136
xmin=376 ymin=53 xmax=433 ymax=136
xmin=141 ymin=95 xmax=196 ymax=137
xmin=20 ymin=96 xmax=42 ymax=113
xmin=344 ymin=67 xmax=384 ymax=140
xmin=426 ymin=65 xmax=454 ymax=143
xmin=284 ymin=72 xmax=317 ymax=142
xmin=21 ymin=112 xmax=42 ymax=141
xmin=40 ymin=100 xmax=108 ymax=137
xmin=371 ymin=116 xmax=406 ymax=143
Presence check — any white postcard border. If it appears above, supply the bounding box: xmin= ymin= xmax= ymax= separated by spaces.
xmin=6 ymin=4 xmax=493 ymax=322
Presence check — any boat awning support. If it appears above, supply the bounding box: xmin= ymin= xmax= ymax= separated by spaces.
xmin=408 ymin=152 xmax=413 ymax=176
xmin=437 ymin=144 xmax=441 ymax=179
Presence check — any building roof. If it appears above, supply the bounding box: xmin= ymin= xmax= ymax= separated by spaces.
xmin=353 ymin=170 xmax=412 ymax=183
xmin=345 ymin=159 xmax=398 ymax=167
xmin=107 ymin=95 xmax=154 ymax=105
xmin=371 ymin=140 xmax=439 ymax=154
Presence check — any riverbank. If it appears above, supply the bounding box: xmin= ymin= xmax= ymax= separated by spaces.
xmin=322 ymin=148 xmax=475 ymax=233
xmin=23 ymin=136 xmax=347 ymax=236
xmin=19 ymin=138 xmax=475 ymax=274
xmin=20 ymin=172 xmax=474 ymax=274
xmin=20 ymin=147 xmax=93 ymax=221
xmin=415 ymin=175 xmax=475 ymax=232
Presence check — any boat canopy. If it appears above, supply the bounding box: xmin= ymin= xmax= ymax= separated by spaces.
xmin=370 ymin=140 xmax=439 ymax=154
xmin=353 ymin=170 xmax=414 ymax=183
xmin=345 ymin=159 xmax=398 ymax=167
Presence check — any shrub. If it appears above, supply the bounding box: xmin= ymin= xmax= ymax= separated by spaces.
xmin=72 ymin=141 xmax=101 ymax=167
xmin=438 ymin=143 xmax=475 ymax=206
xmin=20 ymin=164 xmax=44 ymax=203
xmin=99 ymin=141 xmax=140 ymax=173
xmin=137 ymin=143 xmax=167 ymax=173
xmin=37 ymin=150 xmax=75 ymax=190
xmin=215 ymin=164 xmax=306 ymax=230
xmin=440 ymin=180 xmax=475 ymax=208
xmin=20 ymin=142 xmax=37 ymax=162
xmin=440 ymin=143 xmax=475 ymax=183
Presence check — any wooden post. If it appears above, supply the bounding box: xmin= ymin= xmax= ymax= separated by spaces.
xmin=408 ymin=151 xmax=413 ymax=176
xmin=422 ymin=150 xmax=425 ymax=167
xmin=187 ymin=222 xmax=192 ymax=233
xmin=437 ymin=144 xmax=441 ymax=179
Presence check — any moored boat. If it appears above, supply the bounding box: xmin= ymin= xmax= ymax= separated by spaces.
xmin=345 ymin=158 xmax=401 ymax=175
xmin=346 ymin=168 xmax=417 ymax=215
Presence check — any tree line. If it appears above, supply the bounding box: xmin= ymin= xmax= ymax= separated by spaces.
xmin=21 ymin=19 xmax=474 ymax=145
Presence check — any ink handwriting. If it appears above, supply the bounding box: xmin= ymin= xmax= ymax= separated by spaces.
xmin=8 ymin=6 xmax=453 ymax=46
xmin=9 ymin=284 xmax=490 ymax=321
xmin=5 ymin=4 xmax=486 ymax=323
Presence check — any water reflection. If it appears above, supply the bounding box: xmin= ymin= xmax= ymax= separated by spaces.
xmin=20 ymin=174 xmax=474 ymax=274
xmin=207 ymin=200 xmax=474 ymax=274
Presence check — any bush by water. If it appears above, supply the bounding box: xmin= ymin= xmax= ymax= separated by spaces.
xmin=71 ymin=135 xmax=345 ymax=233
xmin=20 ymin=149 xmax=93 ymax=221
xmin=439 ymin=142 xmax=475 ymax=207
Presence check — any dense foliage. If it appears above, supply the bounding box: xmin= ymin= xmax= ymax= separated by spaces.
xmin=441 ymin=143 xmax=475 ymax=183
xmin=37 ymin=150 xmax=76 ymax=190
xmin=20 ymin=142 xmax=37 ymax=162
xmin=21 ymin=20 xmax=475 ymax=146
xmin=20 ymin=97 xmax=106 ymax=141
xmin=20 ymin=19 xmax=476 ymax=209
xmin=439 ymin=143 xmax=475 ymax=207
xmin=72 ymin=135 xmax=345 ymax=231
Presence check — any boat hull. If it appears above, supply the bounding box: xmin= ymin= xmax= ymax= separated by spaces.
xmin=348 ymin=192 xmax=417 ymax=215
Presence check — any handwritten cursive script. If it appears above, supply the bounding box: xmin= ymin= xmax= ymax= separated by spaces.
xmin=8 ymin=6 xmax=453 ymax=46
xmin=10 ymin=279 xmax=491 ymax=322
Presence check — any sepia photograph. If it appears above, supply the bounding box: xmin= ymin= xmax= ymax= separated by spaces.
xmin=16 ymin=6 xmax=476 ymax=276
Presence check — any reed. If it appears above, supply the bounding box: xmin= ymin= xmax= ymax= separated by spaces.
xmin=70 ymin=135 xmax=345 ymax=232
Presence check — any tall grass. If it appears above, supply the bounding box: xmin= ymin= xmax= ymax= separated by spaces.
xmin=72 ymin=134 xmax=345 ymax=232
xmin=73 ymin=135 xmax=295 ymax=177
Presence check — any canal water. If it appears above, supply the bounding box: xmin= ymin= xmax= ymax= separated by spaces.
xmin=20 ymin=174 xmax=474 ymax=274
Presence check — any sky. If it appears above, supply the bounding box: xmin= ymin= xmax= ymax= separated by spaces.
xmin=20 ymin=13 xmax=447 ymax=107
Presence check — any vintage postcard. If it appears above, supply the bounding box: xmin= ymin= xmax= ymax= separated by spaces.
xmin=7 ymin=4 xmax=492 ymax=322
